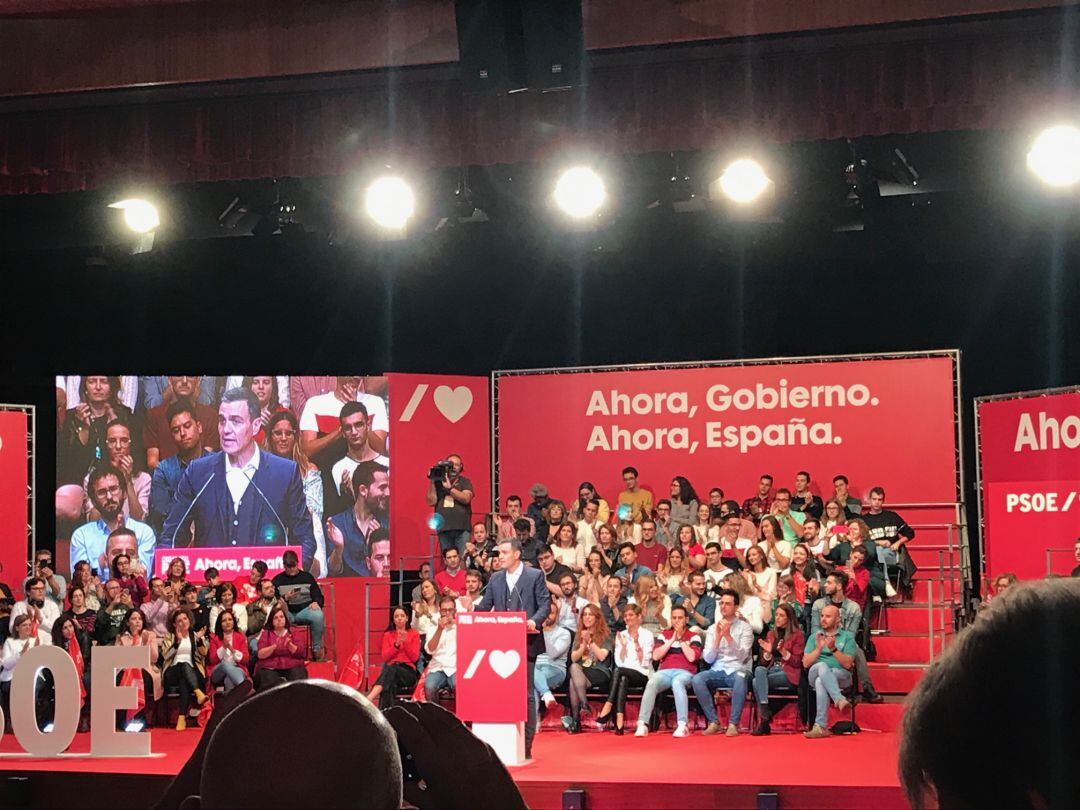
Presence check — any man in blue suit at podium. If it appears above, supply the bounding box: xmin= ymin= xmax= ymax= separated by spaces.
xmin=474 ymin=537 xmax=551 ymax=759
xmin=161 ymin=388 xmax=317 ymax=569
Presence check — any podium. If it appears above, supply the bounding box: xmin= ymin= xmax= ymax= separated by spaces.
xmin=455 ymin=611 xmax=527 ymax=766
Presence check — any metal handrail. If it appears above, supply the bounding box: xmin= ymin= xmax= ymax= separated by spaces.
xmin=362 ymin=571 xmax=414 ymax=690
xmin=1045 ymin=548 xmax=1077 ymax=576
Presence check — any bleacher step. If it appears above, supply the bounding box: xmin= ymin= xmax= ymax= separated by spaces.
xmin=868 ymin=663 xmax=926 ymax=694
xmin=872 ymin=634 xmax=945 ymax=664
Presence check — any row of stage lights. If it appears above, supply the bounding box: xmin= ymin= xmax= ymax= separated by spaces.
xmin=108 ymin=124 xmax=1080 ymax=236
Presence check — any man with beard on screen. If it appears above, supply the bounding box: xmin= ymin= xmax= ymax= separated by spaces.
xmin=162 ymin=388 xmax=316 ymax=568
xmin=325 ymin=461 xmax=389 ymax=576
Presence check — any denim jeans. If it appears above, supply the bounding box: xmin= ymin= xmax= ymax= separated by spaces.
xmin=752 ymin=664 xmax=795 ymax=706
xmin=808 ymin=661 xmax=853 ymax=728
xmin=638 ymin=669 xmax=694 ymax=726
xmin=288 ymin=605 xmax=325 ymax=653
xmin=691 ymin=669 xmax=750 ymax=726
xmin=534 ymin=662 xmax=566 ymax=697
xmin=211 ymin=659 xmax=247 ymax=692
xmin=424 ymin=670 xmax=456 ymax=701
xmin=437 ymin=530 xmax=469 ymax=557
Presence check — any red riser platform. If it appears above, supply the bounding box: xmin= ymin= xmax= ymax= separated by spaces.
xmin=873 ymin=634 xmax=945 ymax=664
xmin=877 ymin=604 xmax=950 ymax=634
xmin=869 ymin=664 xmax=926 ymax=694
xmin=905 ymin=578 xmax=960 ymax=602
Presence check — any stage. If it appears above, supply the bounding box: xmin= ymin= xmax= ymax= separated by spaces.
xmin=0 ymin=724 xmax=907 ymax=809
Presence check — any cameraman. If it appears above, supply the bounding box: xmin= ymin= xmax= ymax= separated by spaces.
xmin=425 ymin=454 xmax=474 ymax=558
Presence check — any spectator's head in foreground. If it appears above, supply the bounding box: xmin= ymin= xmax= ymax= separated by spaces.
xmin=900 ymin=579 xmax=1080 ymax=810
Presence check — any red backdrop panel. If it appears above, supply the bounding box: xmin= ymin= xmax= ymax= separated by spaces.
xmin=388 ymin=374 xmax=490 ymax=567
xmin=979 ymin=390 xmax=1080 ymax=580
xmin=0 ymin=411 xmax=28 ymax=596
xmin=497 ymin=356 xmax=958 ymax=513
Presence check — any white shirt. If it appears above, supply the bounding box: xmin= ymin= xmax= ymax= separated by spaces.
xmin=330 ymin=453 xmax=390 ymax=494
xmin=576 ymin=521 xmax=600 ymax=552
xmin=614 ymin=627 xmax=655 ymax=676
xmin=702 ymin=616 xmax=754 ymax=674
xmin=223 ymin=376 xmax=291 ymax=408
xmin=209 ymin=603 xmax=248 ymax=634
xmin=9 ymin=599 xmax=61 ymax=634
xmin=299 ymin=391 xmax=389 ymax=435
xmin=173 ymin=635 xmax=194 ymax=667
xmin=504 ymin=562 xmax=524 ymax=595
xmin=557 ymin=594 xmax=590 ymax=633
xmin=704 ymin=566 xmax=735 ymax=591
xmin=425 ymin=624 xmax=457 ymax=675
xmin=1 ymin=633 xmax=53 ymax=682
xmin=225 ymin=445 xmax=261 ymax=513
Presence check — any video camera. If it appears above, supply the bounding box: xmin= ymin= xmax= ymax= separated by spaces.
xmin=428 ymin=459 xmax=455 ymax=482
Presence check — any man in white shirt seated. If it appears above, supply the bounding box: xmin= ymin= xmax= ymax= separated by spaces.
xmin=556 ymin=573 xmax=590 ymax=633
xmin=690 ymin=590 xmax=754 ymax=737
xmin=9 ymin=577 xmax=61 ymax=635
xmin=455 ymin=570 xmax=484 ymax=613
xmin=424 ymin=598 xmax=458 ymax=701
xmin=703 ymin=543 xmax=736 ymax=592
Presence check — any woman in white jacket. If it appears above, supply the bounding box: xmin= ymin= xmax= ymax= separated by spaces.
xmin=595 ymin=604 xmax=655 ymax=734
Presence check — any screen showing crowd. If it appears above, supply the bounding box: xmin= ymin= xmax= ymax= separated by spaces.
xmin=54 ymin=376 xmax=390 ymax=580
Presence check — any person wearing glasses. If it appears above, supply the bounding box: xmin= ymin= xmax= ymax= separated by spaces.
xmin=81 ymin=420 xmax=151 ymax=523
xmin=423 ymin=598 xmax=458 ymax=702
xmin=617 ymin=467 xmax=653 ymax=525
xmin=70 ymin=465 xmax=157 ymax=576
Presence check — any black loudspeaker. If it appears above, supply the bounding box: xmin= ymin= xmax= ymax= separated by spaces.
xmin=454 ymin=0 xmax=584 ymax=93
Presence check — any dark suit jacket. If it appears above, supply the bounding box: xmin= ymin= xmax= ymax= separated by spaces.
xmin=474 ymin=564 xmax=551 ymax=659
xmin=161 ymin=450 xmax=317 ymax=568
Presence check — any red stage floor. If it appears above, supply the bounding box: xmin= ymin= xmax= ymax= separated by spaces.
xmin=0 ymin=726 xmax=906 ymax=808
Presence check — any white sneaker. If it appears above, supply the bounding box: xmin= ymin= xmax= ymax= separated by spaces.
xmin=542 ymin=693 xmax=557 ymax=708
xmin=635 ymin=723 xmax=649 ymax=737
xmin=673 ymin=723 xmax=690 ymax=738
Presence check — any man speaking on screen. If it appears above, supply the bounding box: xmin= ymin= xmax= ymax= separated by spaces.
xmin=162 ymin=388 xmax=316 ymax=569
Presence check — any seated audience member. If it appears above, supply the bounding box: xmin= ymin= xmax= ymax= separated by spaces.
xmin=719 ymin=500 xmax=760 ymax=541
xmin=551 ymin=521 xmax=585 ymax=574
xmin=764 ymin=574 xmax=803 ymax=629
xmin=617 ymin=466 xmax=653 ymax=525
xmin=631 ymin=574 xmax=671 ymax=636
xmin=70 ymin=561 xmax=103 ymax=611
xmin=692 ymin=502 xmax=718 ymax=547
xmin=716 ymin=515 xmax=752 ymax=571
xmin=744 ymin=545 xmax=778 ymax=601
xmin=52 ymin=614 xmax=93 ymax=732
xmin=570 ymin=481 xmax=611 ymax=525
xmin=824 ymin=518 xmax=880 ymax=571
xmin=817 ymin=499 xmax=850 ymax=553
xmin=288 ymin=375 xmax=336 ymax=423
xmin=1 ymin=614 xmax=51 ymax=725
xmin=234 ymin=561 xmax=267 ymax=604
xmin=0 ymin=567 xmax=10 ymax=644
xmin=434 ymin=547 xmax=468 ymax=598
xmin=691 ymin=590 xmax=754 ymax=736
xmin=208 ymin=583 xmax=248 ymax=635
xmin=412 ymin=579 xmax=440 ymax=651
xmin=541 ymin=500 xmax=570 ymax=545
xmin=497 ymin=495 xmax=535 ymax=541
xmin=11 ymin=577 xmax=62 ymax=635
xmin=324 ymin=460 xmax=388 ymax=577
xmin=703 ymin=542 xmax=736 ymax=591
xmin=635 ymin=520 xmax=668 ymax=571
xmin=668 ymin=476 xmax=700 ymax=530
xmin=862 ymin=487 xmax=918 ymax=591
xmin=612 ymin=542 xmax=654 ymax=588
xmin=142 ymin=578 xmax=175 ymax=638
xmin=840 ymin=544 xmax=873 ymax=610
xmin=70 ymin=466 xmax=157 ymax=576
xmin=727 ymin=573 xmax=765 ymax=635
xmin=653 ymin=500 xmax=677 ymax=548
xmin=160 ymin=607 xmax=209 ymax=731
xmin=58 ymin=375 xmax=135 ymax=486
xmin=832 ymin=475 xmax=862 ymax=517
xmin=252 ymin=606 xmax=307 ymax=692
xmin=751 ymin=602 xmax=805 ymax=735
xmin=574 ymin=499 xmax=603 ymax=552
xmin=114 ymin=553 xmax=149 ymax=605
xmin=142 ymin=378 xmax=219 ymax=470
xmin=535 ymin=601 xmax=572 ymax=710
xmin=673 ymin=571 xmax=716 ymax=636
xmin=455 ymin=570 xmax=485 ymax=613
xmin=116 ymin=608 xmax=162 ymax=727
xmin=367 ymin=606 xmax=421 ymax=710
xmin=84 ymin=420 xmax=152 ymax=523
xmin=148 ymin=399 xmax=209 ymax=535
xmin=791 ymin=471 xmax=824 ymax=519
xmin=208 ymin=609 xmax=250 ymax=695
xmin=658 ymin=547 xmax=691 ymax=597
xmin=246 ymin=579 xmax=281 ymax=655
xmin=635 ymin=604 xmax=701 ymax=738
xmin=769 ymin=488 xmax=807 ymax=543
xmin=507 ymin=518 xmax=544 ymax=568
xmin=266 ymin=410 xmax=328 ymax=576
xmin=196 ymin=569 xmax=221 ymax=607
xmin=790 ymin=543 xmax=823 ymax=613
xmin=465 ymin=521 xmax=497 ymax=573
xmin=537 ymin=544 xmax=573 ymax=596
xmin=556 ymin=573 xmax=590 ymax=632
xmin=992 ymin=572 xmax=1019 ymax=598
xmin=33 ymin=549 xmax=67 ymax=606
xmin=596 ymin=604 xmax=655 ymax=734
xmin=527 ymin=484 xmax=552 ymax=538
xmin=180 ymin=584 xmax=210 ymax=635
xmin=300 ymin=375 xmax=388 ymax=472
xmin=742 ymin=474 xmax=775 ymax=525
xmin=94 ymin=579 xmax=133 ymax=645
xmin=900 ymin=579 xmax=1080 ymax=810
xmin=272 ymin=550 xmax=325 ymax=660
xmin=675 ymin=525 xmax=706 ymax=570
xmin=165 ymin=557 xmax=189 ymax=594
xmin=410 ymin=562 xmax=433 ymax=604
xmin=594 ymin=523 xmax=622 ymax=573
xmin=423 ymin=598 xmax=458 ymax=702
xmin=65 ymin=585 xmax=100 ymax=638
xmin=616 ymin=513 xmax=642 ymax=546
xmin=579 ymin=550 xmax=610 ymax=604
xmin=802 ymin=603 xmax=855 ymax=738
xmin=810 ymin=570 xmax=881 ymax=703
xmin=563 ymin=604 xmax=613 ymax=734
xmin=759 ymin=515 xmax=794 ymax=571
xmin=241 ymin=375 xmax=290 ymax=447
xmin=600 ymin=576 xmax=628 ymax=633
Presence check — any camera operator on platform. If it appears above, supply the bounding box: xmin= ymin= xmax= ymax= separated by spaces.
xmin=425 ymin=454 xmax=474 ymax=558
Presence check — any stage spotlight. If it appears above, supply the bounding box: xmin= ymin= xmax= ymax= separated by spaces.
xmin=553 ymin=167 xmax=606 ymax=219
xmin=718 ymin=159 xmax=771 ymax=203
xmin=1027 ymin=124 xmax=1080 ymax=188
xmin=365 ymin=176 xmax=416 ymax=230
xmin=108 ymin=198 xmax=160 ymax=233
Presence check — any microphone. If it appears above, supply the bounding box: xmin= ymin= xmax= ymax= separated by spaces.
xmin=242 ymin=468 xmax=289 ymax=545
xmin=171 ymin=473 xmax=216 ymax=550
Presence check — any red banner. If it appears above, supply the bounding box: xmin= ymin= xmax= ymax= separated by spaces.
xmin=455 ymin=612 xmax=527 ymax=723
xmin=978 ymin=389 xmax=1080 ymax=580
xmin=388 ymin=374 xmax=490 ymax=566
xmin=497 ymin=356 xmax=958 ymax=513
xmin=152 ymin=545 xmax=301 ymax=581
xmin=0 ymin=411 xmax=28 ymax=596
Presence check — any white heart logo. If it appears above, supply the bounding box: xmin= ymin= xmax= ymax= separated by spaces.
xmin=433 ymin=385 xmax=473 ymax=424
xmin=488 ymin=649 xmax=521 ymax=679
